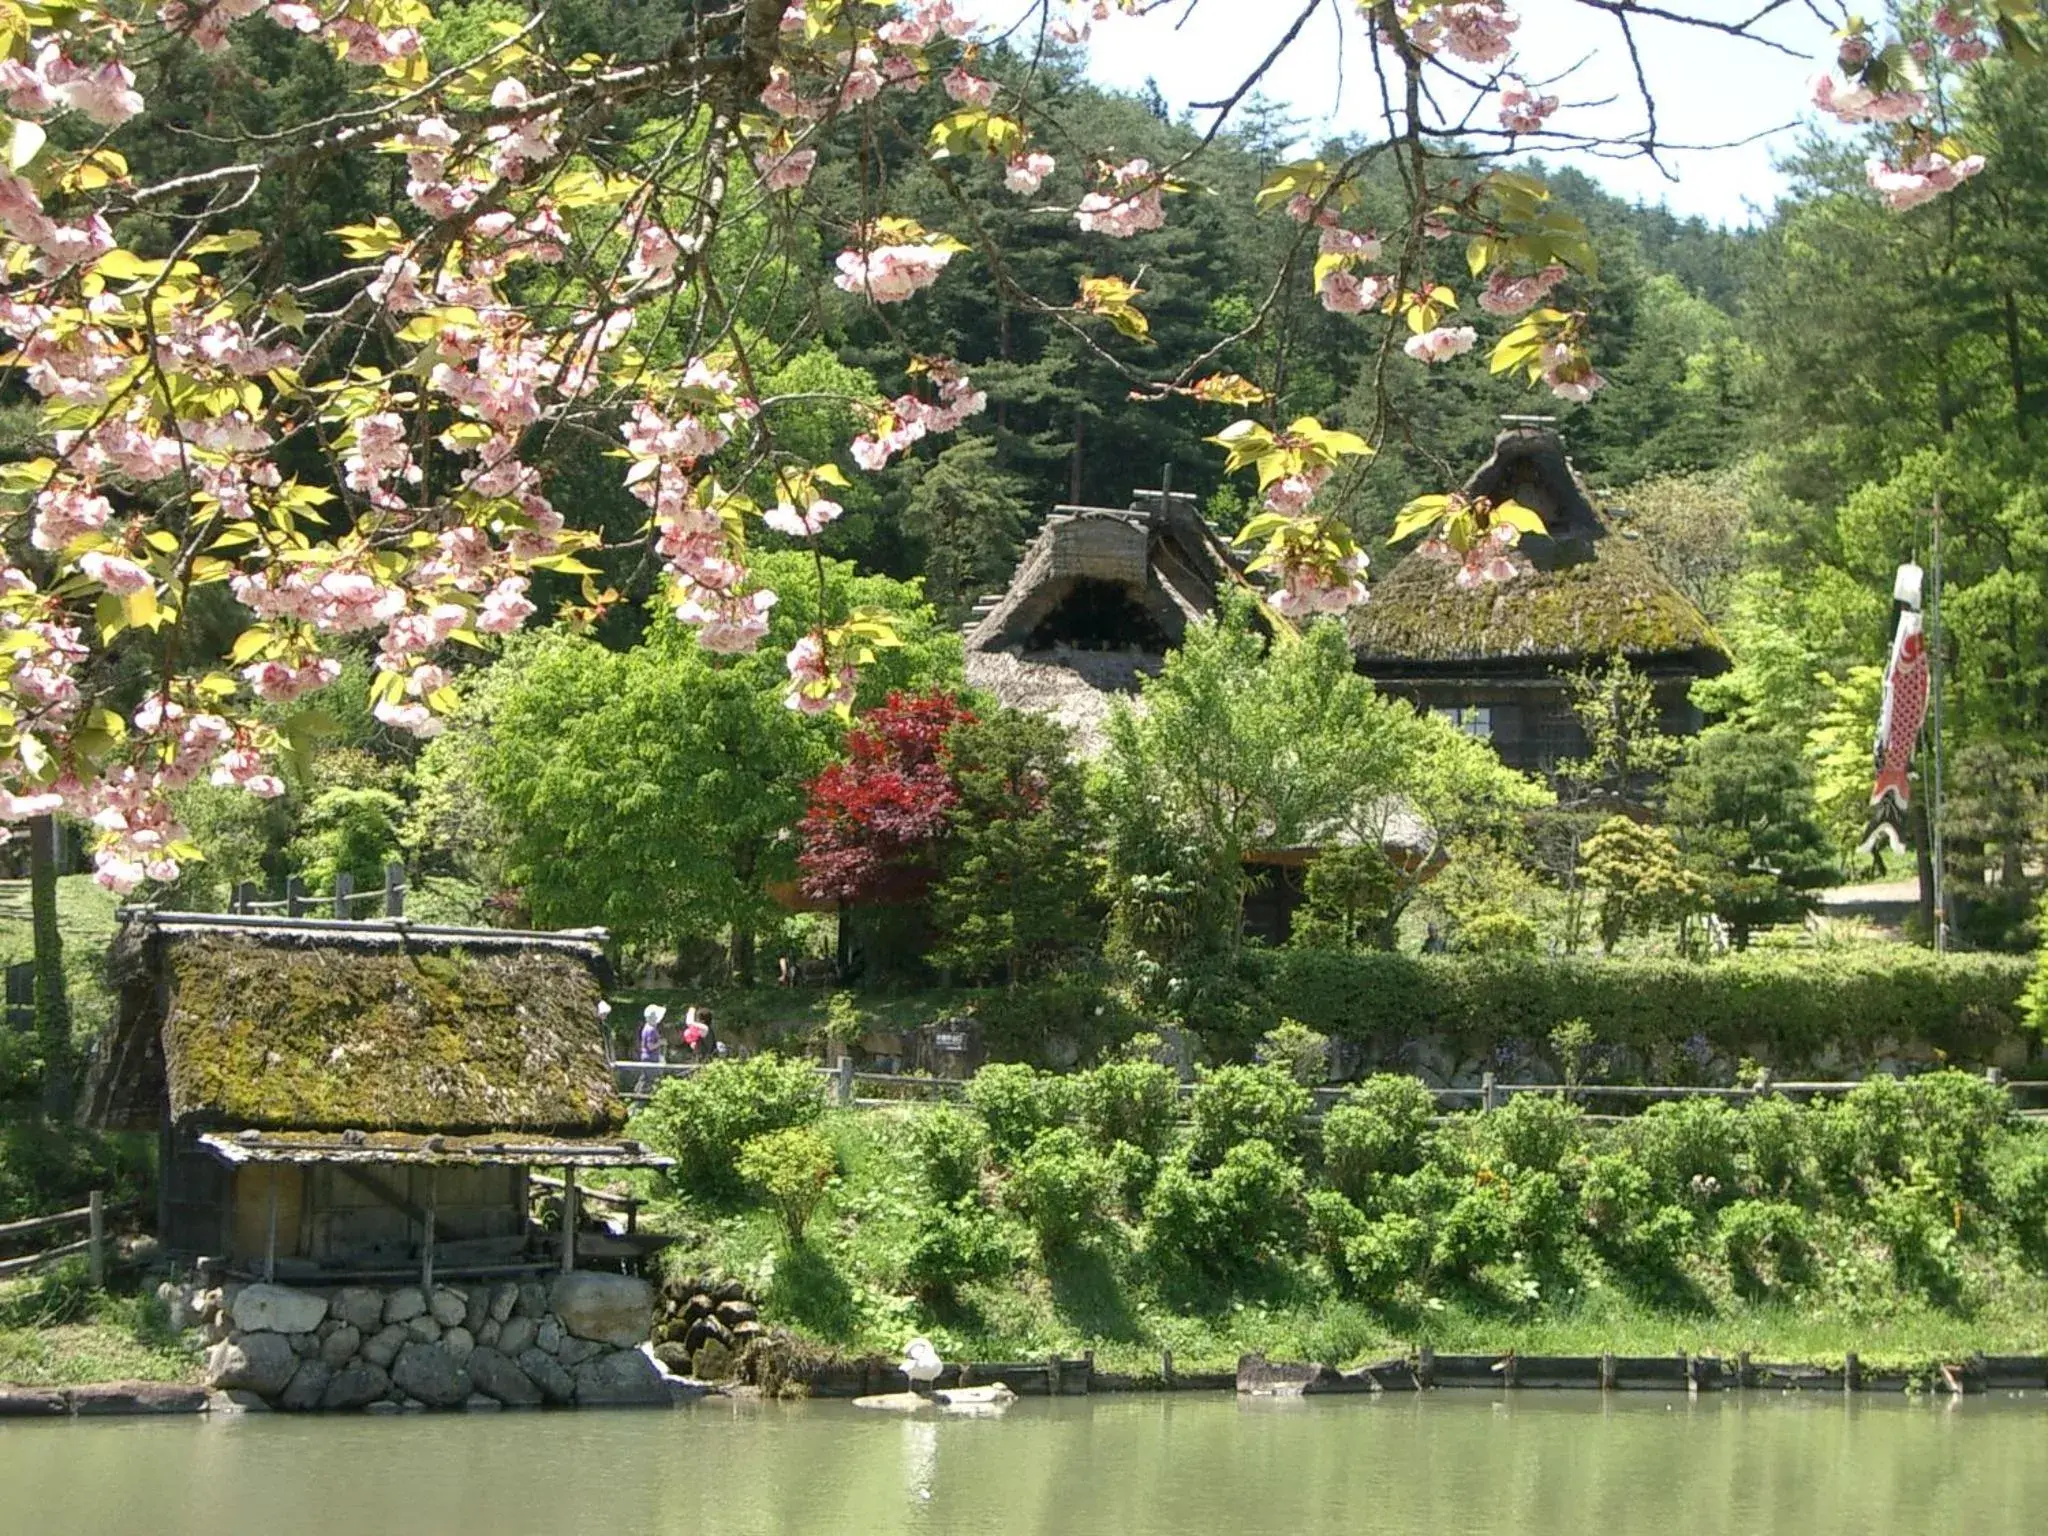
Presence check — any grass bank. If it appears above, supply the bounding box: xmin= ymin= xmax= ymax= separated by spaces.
xmin=632 ymin=1058 xmax=2048 ymax=1376
xmin=0 ymin=1264 xmax=197 ymax=1387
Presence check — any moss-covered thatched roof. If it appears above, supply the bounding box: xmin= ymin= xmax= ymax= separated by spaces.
xmin=1349 ymin=427 xmax=1728 ymax=673
xmin=87 ymin=919 xmax=625 ymax=1137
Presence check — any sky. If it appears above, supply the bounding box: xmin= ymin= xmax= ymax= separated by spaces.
xmin=967 ymin=1 xmax=1847 ymax=227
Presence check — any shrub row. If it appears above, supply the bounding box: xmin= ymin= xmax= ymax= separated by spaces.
xmin=1198 ymin=949 xmax=2039 ymax=1075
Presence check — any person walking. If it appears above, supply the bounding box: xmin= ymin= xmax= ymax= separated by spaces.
xmin=636 ymin=1004 xmax=668 ymax=1095
xmin=681 ymin=1005 xmax=709 ymax=1057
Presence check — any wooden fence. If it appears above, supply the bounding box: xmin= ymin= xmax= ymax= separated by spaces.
xmin=229 ymin=863 xmax=406 ymax=919
xmin=0 ymin=1191 xmax=110 ymax=1285
xmin=617 ymin=1061 xmax=2045 ymax=1120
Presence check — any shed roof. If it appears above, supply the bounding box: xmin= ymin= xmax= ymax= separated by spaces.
xmin=85 ymin=914 xmax=629 ymax=1139
xmin=1349 ymin=428 xmax=1728 ymax=676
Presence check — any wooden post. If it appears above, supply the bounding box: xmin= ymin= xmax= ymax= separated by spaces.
xmin=332 ymin=871 xmax=354 ymax=919
xmin=421 ymin=1167 xmax=438 ymax=1292
xmin=231 ymin=880 xmax=256 ymax=915
xmin=835 ymin=1056 xmax=855 ymax=1108
xmin=87 ymin=1189 xmax=105 ymax=1290
xmin=1844 ymin=1352 xmax=1860 ymax=1393
xmin=285 ymin=874 xmax=307 ymax=918
xmin=559 ymin=1165 xmax=578 ymax=1273
xmin=1481 ymin=1071 xmax=1498 ymax=1113
xmin=1987 ymin=1066 xmax=2006 ymax=1092
xmin=263 ymin=1172 xmax=279 ymax=1284
xmin=1600 ymin=1352 xmax=1616 ymax=1391
xmin=384 ymin=862 xmax=405 ymax=917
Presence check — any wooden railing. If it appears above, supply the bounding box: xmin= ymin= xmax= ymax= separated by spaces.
xmin=0 ymin=1191 xmax=110 ymax=1285
xmin=229 ymin=863 xmax=406 ymax=918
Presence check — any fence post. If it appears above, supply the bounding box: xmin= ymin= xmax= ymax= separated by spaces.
xmin=384 ymin=862 xmax=405 ymax=917
xmin=1987 ymin=1066 xmax=2006 ymax=1093
xmin=332 ymin=871 xmax=353 ymax=919
xmin=231 ymin=880 xmax=255 ymax=915
xmin=835 ymin=1056 xmax=855 ymax=1109
xmin=1481 ymin=1071 xmax=1498 ymax=1113
xmin=285 ymin=874 xmax=306 ymax=918
xmin=87 ymin=1189 xmax=105 ymax=1290
xmin=559 ymin=1167 xmax=578 ymax=1274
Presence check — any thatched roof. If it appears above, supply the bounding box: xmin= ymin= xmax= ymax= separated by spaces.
xmin=85 ymin=915 xmax=627 ymax=1139
xmin=1350 ymin=428 xmax=1728 ymax=677
xmin=965 ymin=491 xmax=1241 ymax=655
xmin=964 ymin=647 xmax=1157 ymax=759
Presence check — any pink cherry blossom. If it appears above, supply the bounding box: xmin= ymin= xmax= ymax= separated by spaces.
xmin=374 ymin=698 xmax=445 ymax=738
xmin=678 ymin=588 xmax=777 ymax=654
xmin=31 ymin=479 xmax=113 ymax=551
xmin=1404 ymin=326 xmax=1478 ymax=364
xmin=1270 ymin=548 xmax=1369 ymax=619
xmin=1076 ymin=159 xmax=1165 ymax=238
xmin=1812 ymin=73 xmax=1924 ymax=124
xmin=78 ymin=550 xmax=151 ymax=594
xmin=1005 ymin=151 xmax=1056 ymax=194
xmin=834 ymin=242 xmax=954 ymax=303
xmin=1411 ymin=2 xmax=1520 ymax=65
xmin=1318 ymin=270 xmax=1393 ymax=314
xmin=1497 ymin=81 xmax=1558 ymax=134
xmin=783 ymin=633 xmax=856 ymax=714
xmin=477 ymin=576 xmax=537 ymax=635
xmin=943 ymin=67 xmax=996 ymax=107
xmin=1478 ymin=264 xmax=1567 ymax=316
xmin=1947 ymin=37 xmax=1990 ymax=63
xmin=764 ymin=497 xmax=844 ymax=538
xmin=1932 ymin=7 xmax=1974 ymax=37
xmin=1263 ymin=470 xmax=1329 ymax=516
xmin=755 ymin=146 xmax=817 ymax=192
xmin=1319 ymin=225 xmax=1382 ymax=259
xmin=1866 ymin=148 xmax=1987 ymax=210
xmin=43 ymin=53 xmax=144 ymax=125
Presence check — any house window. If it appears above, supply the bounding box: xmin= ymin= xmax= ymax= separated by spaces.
xmin=1433 ymin=706 xmax=1493 ymax=741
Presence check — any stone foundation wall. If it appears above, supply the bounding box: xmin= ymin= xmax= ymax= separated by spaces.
xmin=179 ymin=1273 xmax=682 ymax=1411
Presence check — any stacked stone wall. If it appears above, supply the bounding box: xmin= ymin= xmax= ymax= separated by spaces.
xmin=178 ymin=1273 xmax=684 ymax=1411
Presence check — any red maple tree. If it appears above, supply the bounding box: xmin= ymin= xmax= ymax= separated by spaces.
xmin=797 ymin=691 xmax=977 ymax=905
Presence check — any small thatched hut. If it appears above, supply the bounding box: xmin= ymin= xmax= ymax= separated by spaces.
xmin=85 ymin=912 xmax=669 ymax=1280
xmin=1349 ymin=426 xmax=1729 ymax=773
xmin=961 ymin=488 xmax=1245 ymax=757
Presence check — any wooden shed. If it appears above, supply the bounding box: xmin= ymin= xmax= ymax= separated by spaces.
xmin=84 ymin=912 xmax=670 ymax=1281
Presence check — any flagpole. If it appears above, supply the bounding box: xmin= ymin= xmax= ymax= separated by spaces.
xmin=1929 ymin=494 xmax=1948 ymax=955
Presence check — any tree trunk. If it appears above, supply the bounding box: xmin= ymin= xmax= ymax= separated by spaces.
xmin=1068 ymin=415 xmax=1084 ymax=505
xmin=1912 ymin=792 xmax=1937 ymax=945
xmin=2004 ymin=289 xmax=2028 ymax=438
xmin=729 ymin=926 xmax=755 ymax=986
xmin=30 ymin=815 xmax=73 ymax=1119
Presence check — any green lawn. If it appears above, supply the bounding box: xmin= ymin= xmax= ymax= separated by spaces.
xmin=0 ymin=1266 xmax=199 ymax=1387
xmin=0 ymin=875 xmax=123 ymax=1053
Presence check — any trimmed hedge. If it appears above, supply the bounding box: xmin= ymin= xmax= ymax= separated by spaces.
xmin=1234 ymin=949 xmax=2037 ymax=1078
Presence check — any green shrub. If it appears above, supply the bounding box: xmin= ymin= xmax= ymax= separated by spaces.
xmin=965 ymin=1063 xmax=1073 ymax=1164
xmin=1813 ymin=1071 xmax=2010 ymax=1205
xmin=1989 ymin=1133 xmax=2048 ymax=1265
xmin=1340 ymin=1211 xmax=1432 ymax=1301
xmin=0 ymin=1120 xmax=153 ymax=1224
xmin=635 ymin=1053 xmax=824 ymax=1195
xmin=1580 ymin=1152 xmax=1696 ymax=1277
xmin=1628 ymin=1098 xmax=1743 ymax=1207
xmin=977 ymin=979 xmax=1142 ymax=1066
xmin=903 ymin=1203 xmax=1013 ymax=1299
xmin=1866 ymin=1176 xmax=1961 ymax=1298
xmin=1739 ymin=1095 xmax=1813 ymax=1200
xmin=1143 ymin=1139 xmax=1303 ymax=1277
xmin=1432 ymin=1184 xmax=1515 ymax=1278
xmin=903 ymin=1105 xmax=986 ymax=1205
xmin=1507 ymin=1170 xmax=1575 ymax=1260
xmin=1453 ymin=910 xmax=1540 ymax=955
xmin=1307 ymin=1187 xmax=1370 ymax=1270
xmin=1477 ymin=1093 xmax=1580 ymax=1175
xmin=1716 ymin=1199 xmax=1811 ymax=1297
xmin=735 ymin=1126 xmax=838 ymax=1242
xmin=1072 ymin=1058 xmax=1180 ymax=1159
xmin=1185 ymin=1063 xmax=1310 ymax=1170
xmin=1234 ymin=949 xmax=2033 ymax=1077
xmin=1255 ymin=1019 xmax=1330 ymax=1086
xmin=1322 ymin=1075 xmax=1437 ymax=1204
xmin=1006 ymin=1127 xmax=1115 ymax=1252
xmin=1904 ymin=1070 xmax=2011 ymax=1201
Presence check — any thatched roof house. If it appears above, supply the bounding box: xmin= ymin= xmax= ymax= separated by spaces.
xmin=962 ymin=489 xmax=1244 ymax=757
xmin=1350 ymin=426 xmax=1728 ymax=773
xmin=87 ymin=912 xmax=667 ymax=1278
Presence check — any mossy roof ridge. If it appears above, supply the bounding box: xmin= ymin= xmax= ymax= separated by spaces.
xmin=156 ymin=932 xmax=624 ymax=1136
xmin=1349 ymin=531 xmax=1729 ymax=667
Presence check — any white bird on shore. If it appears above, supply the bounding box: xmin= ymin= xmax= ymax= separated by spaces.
xmin=902 ymin=1336 xmax=943 ymax=1390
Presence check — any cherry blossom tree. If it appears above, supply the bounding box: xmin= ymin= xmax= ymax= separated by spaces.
xmin=0 ymin=0 xmax=2036 ymax=898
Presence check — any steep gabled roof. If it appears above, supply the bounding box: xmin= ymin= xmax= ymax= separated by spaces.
xmin=85 ymin=914 xmax=627 ymax=1138
xmin=1349 ymin=427 xmax=1729 ymax=676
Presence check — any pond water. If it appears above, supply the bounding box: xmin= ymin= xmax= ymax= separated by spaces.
xmin=3 ymin=1391 xmax=2044 ymax=1536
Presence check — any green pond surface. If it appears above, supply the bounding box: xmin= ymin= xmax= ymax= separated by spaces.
xmin=3 ymin=1392 xmax=2044 ymax=1535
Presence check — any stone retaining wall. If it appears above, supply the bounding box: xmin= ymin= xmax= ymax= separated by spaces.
xmin=180 ymin=1273 xmax=684 ymax=1411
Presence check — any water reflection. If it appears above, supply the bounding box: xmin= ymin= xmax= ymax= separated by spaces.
xmin=1 ymin=1391 xmax=2043 ymax=1536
